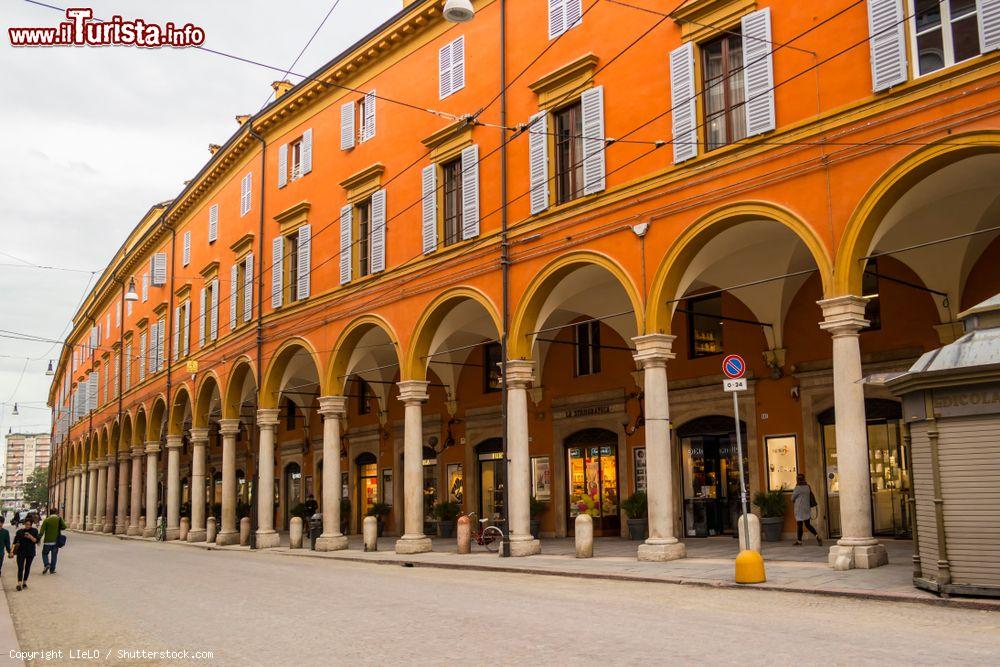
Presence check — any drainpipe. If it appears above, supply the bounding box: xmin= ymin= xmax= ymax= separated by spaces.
xmin=160 ymin=223 xmax=177 ymax=540
xmin=81 ymin=312 xmax=96 ymax=532
xmin=247 ymin=120 xmax=267 ymax=550
xmin=499 ymin=0 xmax=511 ymax=557
xmin=111 ymin=275 xmax=126 ymax=533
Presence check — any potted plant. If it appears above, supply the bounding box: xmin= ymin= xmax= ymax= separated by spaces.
xmin=752 ymin=488 xmax=789 ymax=542
xmin=529 ymin=497 xmax=547 ymax=538
xmin=621 ymin=491 xmax=648 ymax=540
xmin=366 ymin=502 xmax=391 ymax=537
xmin=432 ymin=501 xmax=462 ymax=538
xmin=340 ymin=497 xmax=351 ymax=535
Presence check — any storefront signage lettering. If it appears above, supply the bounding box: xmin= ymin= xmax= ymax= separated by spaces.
xmin=562 ymin=405 xmax=613 ymax=419
xmin=932 ymin=384 xmax=1000 ymax=418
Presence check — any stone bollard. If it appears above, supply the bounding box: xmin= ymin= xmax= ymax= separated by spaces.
xmin=139 ymin=516 xmax=146 ymax=533
xmin=736 ymin=513 xmax=762 ymax=553
xmin=179 ymin=517 xmax=190 ymax=541
xmin=575 ymin=514 xmax=594 ymax=558
xmin=363 ymin=516 xmax=378 ymax=552
xmin=289 ymin=517 xmax=304 ymax=549
xmin=239 ymin=517 xmax=251 ymax=546
xmin=206 ymin=517 xmax=217 ymax=544
xmin=456 ymin=515 xmax=471 ymax=554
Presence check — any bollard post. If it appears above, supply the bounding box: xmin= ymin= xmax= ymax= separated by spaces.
xmin=363 ymin=516 xmax=378 ymax=552
xmin=206 ymin=517 xmax=217 ymax=544
xmin=736 ymin=513 xmax=762 ymax=553
xmin=575 ymin=514 xmax=594 ymax=558
xmin=239 ymin=516 xmax=251 ymax=546
xmin=289 ymin=517 xmax=304 ymax=549
xmin=139 ymin=516 xmax=146 ymax=534
xmin=179 ymin=517 xmax=190 ymax=541
xmin=456 ymin=515 xmax=471 ymax=554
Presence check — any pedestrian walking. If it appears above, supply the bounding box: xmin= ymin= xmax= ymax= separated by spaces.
xmin=791 ymin=474 xmax=822 ymax=546
xmin=40 ymin=507 xmax=66 ymax=575
xmin=12 ymin=516 xmax=40 ymax=591
xmin=0 ymin=516 xmax=12 ymax=576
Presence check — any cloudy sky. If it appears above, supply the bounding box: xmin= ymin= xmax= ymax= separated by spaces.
xmin=0 ymin=0 xmax=403 ymax=437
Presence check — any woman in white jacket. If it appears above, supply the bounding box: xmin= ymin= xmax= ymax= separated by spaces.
xmin=791 ymin=474 xmax=822 ymax=546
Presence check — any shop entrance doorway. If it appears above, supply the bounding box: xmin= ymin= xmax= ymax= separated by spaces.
xmin=677 ymin=416 xmax=749 ymax=538
xmin=565 ymin=429 xmax=620 ymax=537
xmin=475 ymin=439 xmax=506 ymax=524
xmin=356 ymin=453 xmax=378 ymax=527
xmin=283 ymin=462 xmax=302 ymax=529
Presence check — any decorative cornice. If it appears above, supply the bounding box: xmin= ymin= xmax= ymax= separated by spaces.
xmin=229 ymin=232 xmax=257 ymax=256
xmin=529 ymin=53 xmax=599 ymax=109
xmin=199 ymin=261 xmax=221 ymax=281
xmin=274 ymin=203 xmax=311 ymax=234
xmin=340 ymin=163 xmax=386 ymax=202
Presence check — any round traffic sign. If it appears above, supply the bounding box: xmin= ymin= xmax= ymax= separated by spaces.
xmin=722 ymin=354 xmax=746 ymax=379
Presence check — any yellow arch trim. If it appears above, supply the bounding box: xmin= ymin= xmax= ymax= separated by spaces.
xmin=260 ymin=336 xmax=323 ymax=410
xmin=146 ymin=394 xmax=168 ymax=443
xmin=646 ymin=201 xmax=834 ymax=334
xmin=835 ymin=131 xmax=1000 ymax=295
xmin=326 ymin=314 xmax=402 ymax=395
xmin=193 ymin=370 xmax=222 ymax=429
xmin=168 ymin=382 xmax=194 ymax=435
xmin=223 ymin=356 xmax=258 ymax=421
xmin=509 ymin=250 xmax=644 ymax=359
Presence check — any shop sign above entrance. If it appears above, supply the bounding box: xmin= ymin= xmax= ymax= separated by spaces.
xmin=722 ymin=354 xmax=746 ymax=379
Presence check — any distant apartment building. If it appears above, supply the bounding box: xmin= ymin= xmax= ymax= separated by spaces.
xmin=1 ymin=432 xmax=51 ymax=506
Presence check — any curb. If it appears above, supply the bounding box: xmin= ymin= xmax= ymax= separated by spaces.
xmin=0 ymin=572 xmax=26 ymax=666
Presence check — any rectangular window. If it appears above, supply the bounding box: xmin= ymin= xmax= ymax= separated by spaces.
xmin=554 ymin=102 xmax=584 ymax=205
xmin=549 ymin=0 xmax=583 ymax=40
xmin=203 ymin=282 xmax=215 ymax=343
xmin=911 ymin=0 xmax=981 ymax=76
xmin=688 ymin=294 xmax=724 ymax=358
xmin=862 ymin=258 xmax=882 ymax=331
xmin=574 ymin=321 xmax=601 ymax=376
xmin=357 ymin=200 xmax=372 ymax=278
xmin=290 ymin=138 xmax=303 ymax=181
xmin=765 ymin=435 xmax=798 ymax=491
xmin=240 ymin=172 xmax=253 ymax=217
xmin=287 ymin=232 xmax=300 ymax=302
xmin=702 ymin=31 xmax=747 ymax=150
xmin=442 ymin=157 xmax=464 ymax=247
xmin=439 ymin=36 xmax=466 ymax=99
xmin=483 ymin=342 xmax=502 ymax=393
xmin=358 ymin=91 xmax=376 ymax=142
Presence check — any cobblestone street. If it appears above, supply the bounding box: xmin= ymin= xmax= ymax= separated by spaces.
xmin=3 ymin=533 xmax=999 ymax=666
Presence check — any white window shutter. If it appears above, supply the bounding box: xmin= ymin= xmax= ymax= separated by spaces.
xmin=198 ymin=288 xmax=206 ymax=348
xmin=271 ymin=236 xmax=284 ymax=308
xmin=183 ymin=303 xmax=190 ymax=357
xmin=173 ymin=306 xmax=180 ymax=361
xmin=124 ymin=342 xmax=131 ymax=390
xmin=278 ymin=143 xmax=289 ymax=188
xmin=341 ymin=101 xmax=356 ymax=150
xmin=548 ymin=0 xmax=566 ymax=40
xmin=116 ymin=302 xmax=121 ymax=328
xmin=210 ymin=279 xmax=219 ymax=341
xmin=183 ymin=231 xmax=191 ymax=266
xmin=106 ymin=313 xmax=111 ymax=337
xmin=152 ymin=252 xmax=167 ymax=286
xmin=301 ymin=128 xmax=313 ymax=175
xmin=139 ymin=332 xmax=146 ymax=381
xmin=146 ymin=324 xmax=155 ymax=374
xmin=439 ymin=40 xmax=453 ymax=100
xmin=452 ymin=36 xmax=466 ymax=94
xmin=461 ymin=144 xmax=480 ymax=239
xmin=230 ymin=264 xmax=238 ymax=330
xmin=244 ymin=253 xmax=254 ymax=323
xmin=141 ymin=273 xmax=149 ymax=302
xmin=978 ymin=0 xmax=1000 ymax=52
xmin=363 ymin=91 xmax=376 ymax=141
xmin=114 ymin=354 xmax=120 ymax=396
xmin=370 ymin=190 xmax=386 ymax=274
xmin=867 ymin=0 xmax=908 ymax=92
xmin=421 ymin=164 xmax=438 ymax=253
xmin=566 ymin=0 xmax=583 ymax=29
xmin=581 ymin=86 xmax=606 ymax=195
xmin=528 ymin=112 xmax=550 ymax=214
xmin=297 ymin=224 xmax=312 ymax=299
xmin=670 ymin=42 xmax=698 ymax=163
xmin=157 ymin=318 xmax=166 ymax=371
xmin=340 ymin=205 xmax=353 ymax=285
xmin=208 ymin=204 xmax=219 ymax=243
xmin=741 ymin=9 xmax=776 ymax=137
xmin=241 ymin=173 xmax=252 ymax=216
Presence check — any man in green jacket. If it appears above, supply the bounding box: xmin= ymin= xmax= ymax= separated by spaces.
xmin=0 ymin=516 xmax=11 ymax=575
xmin=40 ymin=508 xmax=66 ymax=574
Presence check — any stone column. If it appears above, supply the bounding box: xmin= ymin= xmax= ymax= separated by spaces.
xmin=255 ymin=409 xmax=281 ymax=548
xmin=506 ymin=360 xmax=541 ymax=557
xmin=316 ymin=396 xmax=348 ymax=551
xmin=70 ymin=468 xmax=81 ymax=529
xmin=128 ymin=446 xmax=143 ymax=536
xmin=104 ymin=454 xmax=116 ymax=533
xmin=165 ymin=435 xmax=183 ymax=540
xmin=95 ymin=460 xmax=108 ymax=532
xmin=217 ymin=419 xmax=241 ymax=546
xmin=819 ymin=296 xmax=888 ymax=570
xmin=633 ymin=334 xmax=686 ymax=561
xmin=188 ymin=428 xmax=209 ymax=542
xmin=143 ymin=442 xmax=160 ymax=537
xmin=116 ymin=452 xmax=129 ymax=534
xmin=86 ymin=463 xmax=99 ymax=530
xmin=395 ymin=381 xmax=432 ymax=555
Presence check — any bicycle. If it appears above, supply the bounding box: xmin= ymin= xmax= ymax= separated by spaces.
xmin=465 ymin=512 xmax=504 ymax=552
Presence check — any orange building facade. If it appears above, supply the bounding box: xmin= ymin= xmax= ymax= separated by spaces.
xmin=48 ymin=0 xmax=1000 ymax=567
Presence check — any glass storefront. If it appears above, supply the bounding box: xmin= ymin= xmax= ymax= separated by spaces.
xmin=356 ymin=453 xmax=378 ymax=524
xmin=565 ymin=429 xmax=620 ymax=537
xmin=423 ymin=447 xmax=437 ymax=521
xmin=476 ymin=439 xmax=505 ymax=524
xmin=677 ymin=416 xmax=748 ymax=537
xmin=284 ymin=462 xmax=302 ymax=527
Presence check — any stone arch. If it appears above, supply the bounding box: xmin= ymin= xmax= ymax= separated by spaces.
xmin=327 ymin=314 xmax=402 ymax=399
xmin=261 ymin=337 xmax=323 ymax=410
xmin=98 ymin=425 xmax=110 ymax=458
xmin=223 ymin=356 xmax=258 ymax=421
xmin=110 ymin=420 xmax=121 ymax=456
xmin=132 ymin=405 xmax=148 ymax=448
xmin=194 ymin=371 xmax=222 ymax=429
xmin=121 ymin=412 xmax=133 ymax=454
xmin=169 ymin=383 xmax=193 ymax=436
xmin=147 ymin=395 xmax=168 ymax=443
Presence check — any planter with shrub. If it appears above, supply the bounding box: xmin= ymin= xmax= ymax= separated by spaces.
xmin=752 ymin=488 xmax=788 ymax=542
xmin=621 ymin=491 xmax=648 ymax=541
xmin=432 ymin=501 xmax=462 ymax=538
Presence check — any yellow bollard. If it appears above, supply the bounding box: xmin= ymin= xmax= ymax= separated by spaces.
xmin=735 ymin=549 xmax=766 ymax=584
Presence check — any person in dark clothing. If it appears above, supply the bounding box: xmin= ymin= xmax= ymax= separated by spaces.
xmin=304 ymin=495 xmax=319 ymax=518
xmin=0 ymin=516 xmax=12 ymax=576
xmin=13 ymin=516 xmax=40 ymax=591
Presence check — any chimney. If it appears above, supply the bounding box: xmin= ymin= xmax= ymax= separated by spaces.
xmin=236 ymin=114 xmax=251 ymax=126
xmin=208 ymin=144 xmax=222 ymax=155
xmin=271 ymin=80 xmax=294 ymax=99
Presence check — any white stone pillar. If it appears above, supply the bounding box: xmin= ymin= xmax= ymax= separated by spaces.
xmin=165 ymin=435 xmax=183 ymax=540
xmin=506 ymin=360 xmax=541 ymax=557
xmin=188 ymin=428 xmax=209 ymax=542
xmin=633 ymin=334 xmax=686 ymax=562
xmin=70 ymin=468 xmax=81 ymax=529
xmin=819 ymin=296 xmax=888 ymax=570
xmin=256 ymin=409 xmax=281 ymax=548
xmin=395 ymin=381 xmax=432 ymax=555
xmin=217 ymin=419 xmax=240 ymax=546
xmin=104 ymin=454 xmax=116 ymax=533
xmin=116 ymin=452 xmax=129 ymax=534
xmin=128 ymin=446 xmax=143 ymax=536
xmin=87 ymin=463 xmax=99 ymax=531
xmin=316 ymin=397 xmax=348 ymax=551
xmin=143 ymin=442 xmax=160 ymax=538
xmin=95 ymin=461 xmax=108 ymax=532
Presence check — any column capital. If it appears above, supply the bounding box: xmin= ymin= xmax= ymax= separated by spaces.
xmin=119 ymin=451 xmax=132 ymax=462
xmin=106 ymin=454 xmax=117 ymax=465
xmin=505 ymin=359 xmax=535 ymax=389
xmin=96 ymin=460 xmax=109 ymax=469
xmin=818 ymin=295 xmax=869 ymax=337
xmin=188 ymin=428 xmax=210 ymax=444
xmin=218 ymin=419 xmax=241 ymax=437
xmin=396 ymin=380 xmax=430 ymax=405
xmin=256 ymin=408 xmax=281 ymax=427
xmin=131 ymin=444 xmax=145 ymax=457
xmin=318 ymin=395 xmax=349 ymax=418
xmin=632 ymin=334 xmax=676 ymax=367
xmin=165 ymin=435 xmax=184 ymax=449
xmin=144 ymin=441 xmax=161 ymax=454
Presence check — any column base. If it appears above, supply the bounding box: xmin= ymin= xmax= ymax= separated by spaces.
xmin=637 ymin=540 xmax=687 ymax=562
xmin=829 ymin=542 xmax=889 ymax=570
xmin=187 ymin=530 xmax=207 ymax=543
xmin=395 ymin=535 xmax=432 ymax=554
xmin=103 ymin=524 xmax=113 ymax=534
xmin=315 ymin=534 xmax=349 ymax=552
xmin=165 ymin=528 xmax=179 ymax=541
xmin=508 ymin=537 xmax=541 ymax=557
xmin=127 ymin=525 xmax=141 ymax=536
xmin=116 ymin=524 xmax=128 ymax=535
xmin=256 ymin=530 xmax=281 ymax=549
xmin=142 ymin=527 xmax=156 ymax=538
xmin=215 ymin=530 xmax=240 ymax=546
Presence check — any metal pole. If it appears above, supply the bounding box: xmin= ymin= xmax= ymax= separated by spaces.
xmin=498 ymin=0 xmax=511 ymax=558
xmin=733 ymin=389 xmax=750 ymax=551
